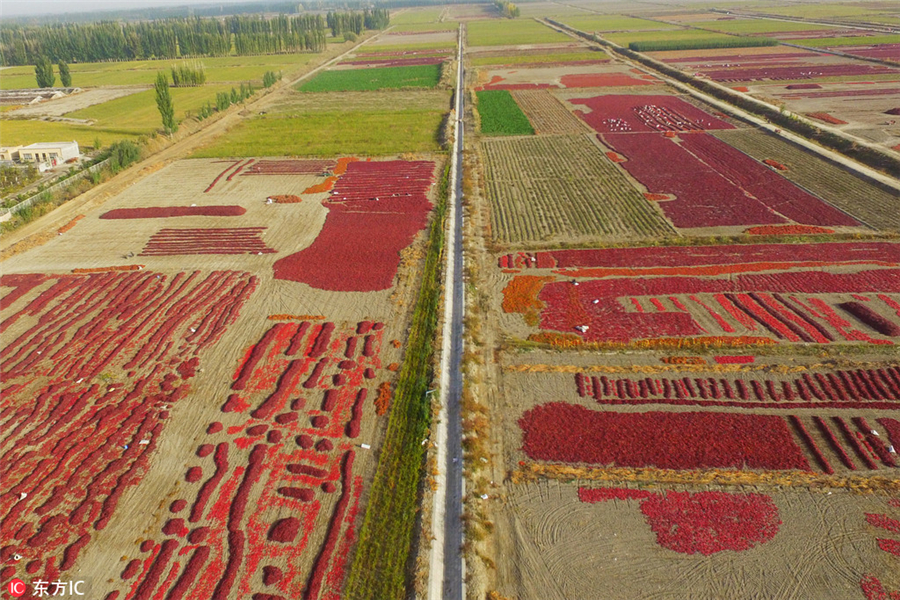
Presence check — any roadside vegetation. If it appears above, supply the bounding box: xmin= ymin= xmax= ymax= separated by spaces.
xmin=345 ymin=163 xmax=450 ymax=600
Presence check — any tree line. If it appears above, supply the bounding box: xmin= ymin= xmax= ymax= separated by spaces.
xmin=1 ymin=10 xmax=388 ymax=66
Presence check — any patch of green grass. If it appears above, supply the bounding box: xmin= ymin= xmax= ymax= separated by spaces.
xmin=798 ymin=34 xmax=900 ymax=47
xmin=476 ymin=90 xmax=534 ymax=136
xmin=0 ymin=119 xmax=139 ymax=147
xmin=66 ymin=84 xmax=235 ymax=133
xmin=691 ymin=19 xmax=840 ymax=34
xmin=604 ymin=27 xmax=739 ymax=46
xmin=191 ymin=109 xmax=445 ymax=157
xmin=470 ymin=49 xmax=606 ymax=66
xmin=466 ymin=19 xmax=571 ymax=46
xmin=558 ymin=15 xmax=680 ymax=32
xmin=298 ymin=64 xmax=441 ymax=92
xmin=0 ymin=54 xmax=320 ymax=90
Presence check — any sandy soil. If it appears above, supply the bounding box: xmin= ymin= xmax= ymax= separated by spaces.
xmin=477 ymin=62 xmax=660 ymax=87
xmin=749 ymin=81 xmax=900 ymax=148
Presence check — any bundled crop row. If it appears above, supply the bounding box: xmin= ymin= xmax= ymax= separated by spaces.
xmin=574 ymin=365 xmax=900 ymax=408
xmin=273 ymin=160 xmax=435 ymax=292
xmin=140 ymin=227 xmax=276 ymax=256
xmin=243 ymin=159 xmax=337 ymax=176
xmin=101 ymin=206 xmax=246 ymax=219
xmin=0 ymin=270 xmax=257 ymax=590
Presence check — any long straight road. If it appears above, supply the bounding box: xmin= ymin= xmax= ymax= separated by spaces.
xmin=428 ymin=23 xmax=466 ymax=600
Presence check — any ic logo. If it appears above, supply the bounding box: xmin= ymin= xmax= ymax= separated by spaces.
xmin=8 ymin=579 xmax=26 ymax=597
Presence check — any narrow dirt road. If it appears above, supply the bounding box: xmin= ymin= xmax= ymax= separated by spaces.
xmin=429 ymin=23 xmax=466 ymax=600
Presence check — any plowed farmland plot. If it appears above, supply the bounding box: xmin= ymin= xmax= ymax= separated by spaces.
xmin=0 ymin=152 xmax=441 ymax=599
xmin=481 ymin=134 xmax=675 ymax=245
xmin=510 ymin=90 xmax=590 ymax=134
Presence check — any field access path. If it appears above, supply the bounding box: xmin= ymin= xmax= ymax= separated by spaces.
xmin=429 ymin=23 xmax=466 ymax=600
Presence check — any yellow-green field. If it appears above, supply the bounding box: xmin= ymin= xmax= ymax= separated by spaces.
xmin=799 ymin=34 xmax=900 ymax=47
xmin=0 ymin=119 xmax=139 ymax=147
xmin=0 ymin=53 xmax=324 ymax=90
xmin=66 ymin=84 xmax=235 ymax=133
xmin=467 ymin=19 xmax=573 ymax=46
xmin=389 ymin=7 xmax=447 ymax=25
xmin=191 ymin=109 xmax=444 ymax=157
xmin=558 ymin=15 xmax=681 ymax=32
xmin=470 ymin=49 xmax=607 ymax=66
xmin=690 ymin=19 xmax=841 ymax=34
xmin=2 ymin=83 xmax=236 ymax=146
xmin=604 ymin=27 xmax=741 ymax=46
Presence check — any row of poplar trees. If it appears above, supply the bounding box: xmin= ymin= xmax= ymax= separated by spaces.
xmin=1 ymin=11 xmax=386 ymax=66
xmin=34 ymin=57 xmax=72 ymax=87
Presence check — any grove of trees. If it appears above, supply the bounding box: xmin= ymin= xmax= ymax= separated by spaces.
xmin=1 ymin=10 xmax=388 ymax=66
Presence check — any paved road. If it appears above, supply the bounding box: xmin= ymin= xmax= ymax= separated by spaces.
xmin=428 ymin=25 xmax=466 ymax=600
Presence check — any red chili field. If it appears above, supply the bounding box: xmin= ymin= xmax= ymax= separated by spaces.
xmin=0 ymin=150 xmax=441 ymax=600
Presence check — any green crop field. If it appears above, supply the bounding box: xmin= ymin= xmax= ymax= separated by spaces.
xmin=390 ymin=21 xmax=460 ymax=32
xmin=470 ymin=49 xmax=607 ymax=66
xmin=758 ymin=3 xmax=887 ymax=18
xmin=691 ymin=19 xmax=840 ymax=34
xmin=271 ymin=89 xmax=452 ymax=113
xmin=558 ymin=15 xmax=680 ymax=32
xmin=389 ymin=6 xmax=447 ymax=25
xmin=0 ymin=54 xmax=322 ymax=90
xmin=466 ymin=19 xmax=571 ymax=46
xmin=476 ymin=90 xmax=534 ymax=136
xmin=191 ymin=109 xmax=444 ymax=157
xmin=297 ymin=64 xmax=442 ymax=92
xmin=363 ymin=41 xmax=456 ymax=53
xmin=799 ymin=34 xmax=900 ymax=47
xmin=65 ymin=84 xmax=235 ymax=133
xmin=604 ymin=28 xmax=741 ymax=46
